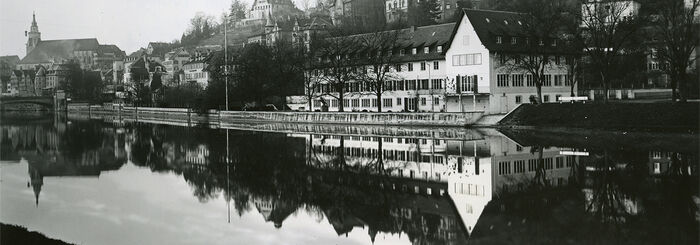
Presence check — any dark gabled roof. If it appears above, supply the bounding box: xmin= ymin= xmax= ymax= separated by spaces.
xmin=19 ymin=38 xmax=100 ymax=64
xmin=460 ymin=9 xmax=574 ymax=54
xmin=130 ymin=56 xmax=165 ymax=72
xmin=12 ymin=69 xmax=36 ymax=80
xmin=97 ymin=44 xmax=125 ymax=57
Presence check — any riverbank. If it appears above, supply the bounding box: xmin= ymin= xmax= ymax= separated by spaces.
xmin=499 ymin=103 xmax=699 ymax=133
xmin=66 ymin=104 xmax=485 ymax=127
xmin=1 ymin=223 xmax=73 ymax=245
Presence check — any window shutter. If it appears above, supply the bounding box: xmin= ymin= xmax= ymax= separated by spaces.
xmin=456 ymin=75 xmax=461 ymax=93
xmin=472 ymin=75 xmax=478 ymax=93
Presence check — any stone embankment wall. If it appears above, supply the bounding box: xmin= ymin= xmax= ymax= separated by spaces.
xmin=67 ymin=104 xmax=485 ymax=127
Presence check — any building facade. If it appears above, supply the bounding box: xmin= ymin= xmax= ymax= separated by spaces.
xmin=300 ymin=9 xmax=574 ymax=114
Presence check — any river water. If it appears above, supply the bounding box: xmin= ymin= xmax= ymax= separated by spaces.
xmin=1 ymin=112 xmax=698 ymax=245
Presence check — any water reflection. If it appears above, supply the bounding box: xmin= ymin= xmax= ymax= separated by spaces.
xmin=0 ymin=115 xmax=698 ymax=244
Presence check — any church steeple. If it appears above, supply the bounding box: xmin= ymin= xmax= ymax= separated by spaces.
xmin=26 ymin=11 xmax=41 ymax=55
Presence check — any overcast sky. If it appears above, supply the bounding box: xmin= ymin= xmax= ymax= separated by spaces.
xmin=0 ymin=0 xmax=308 ymax=57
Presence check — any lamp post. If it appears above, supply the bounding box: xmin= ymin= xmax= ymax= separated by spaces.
xmin=224 ymin=13 xmax=229 ymax=111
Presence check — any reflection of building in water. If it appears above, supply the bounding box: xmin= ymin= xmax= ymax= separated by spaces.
xmin=252 ymin=197 xmax=296 ymax=228
xmin=295 ymin=133 xmax=577 ymax=241
xmin=0 ymin=124 xmax=128 ymax=207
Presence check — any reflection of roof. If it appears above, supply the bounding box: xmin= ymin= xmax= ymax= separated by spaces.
xmin=19 ymin=38 xmax=100 ymax=64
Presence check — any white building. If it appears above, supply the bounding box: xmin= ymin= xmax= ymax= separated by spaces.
xmin=581 ymin=0 xmax=641 ymax=27
xmin=182 ymin=55 xmax=211 ymax=88
xmin=300 ymin=9 xmax=574 ymax=114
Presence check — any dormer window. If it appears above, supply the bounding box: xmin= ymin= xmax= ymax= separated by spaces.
xmin=511 ymin=37 xmax=517 ymax=44
xmin=400 ymin=49 xmax=406 ymax=56
xmin=437 ymin=45 xmax=443 ymax=53
xmin=424 ymin=46 xmax=429 ymax=54
xmin=412 ymin=48 xmax=417 ymax=55
xmin=496 ymin=36 xmax=503 ymax=44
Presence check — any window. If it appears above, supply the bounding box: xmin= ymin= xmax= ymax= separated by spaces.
xmin=564 ymin=75 xmax=571 ymax=86
xmin=515 ymin=95 xmax=522 ymax=104
xmin=551 ymin=39 xmax=557 ymax=46
xmin=556 ymin=157 xmax=564 ymax=168
xmin=555 ymin=56 xmax=561 ymax=65
xmin=408 ymin=63 xmax=413 ymax=71
xmin=352 ymin=99 xmax=359 ymax=107
xmin=431 ymin=79 xmax=443 ymax=89
xmin=462 ymin=35 xmax=470 ymax=46
xmin=397 ymin=98 xmax=402 ymax=105
xmin=514 ymin=160 xmax=526 ymax=173
xmin=497 ymin=74 xmax=509 ymax=87
xmin=395 ymin=64 xmax=402 ymax=72
xmin=437 ymin=45 xmax=443 ymax=53
xmin=542 ymin=75 xmax=552 ymax=86
xmin=424 ymin=47 xmax=430 ymax=54
xmin=433 ymin=61 xmax=439 ymax=70
xmin=543 ymin=95 xmax=550 ymax=102
xmin=512 ymin=74 xmax=524 ymax=86
xmin=496 ymin=36 xmax=503 ymax=44
xmin=421 ymin=97 xmax=427 ymax=105
xmin=452 ymin=53 xmax=482 ymax=66
xmin=498 ymin=161 xmax=511 ymax=175
xmin=554 ymin=75 xmax=563 ymax=86
xmin=511 ymin=37 xmax=517 ymax=44
xmin=526 ymin=74 xmax=535 ymax=86
xmin=383 ymin=98 xmax=393 ymax=108
xmin=434 ymin=97 xmax=440 ymax=105
xmin=420 ymin=79 xmax=429 ymax=90
xmin=420 ymin=62 xmax=426 ymax=71
xmin=412 ymin=48 xmax=417 ymax=54
xmin=400 ymin=49 xmax=405 ymax=56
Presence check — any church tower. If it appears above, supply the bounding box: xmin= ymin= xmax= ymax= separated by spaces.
xmin=26 ymin=12 xmax=41 ymax=55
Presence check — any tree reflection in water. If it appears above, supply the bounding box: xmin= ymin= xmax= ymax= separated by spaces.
xmin=1 ymin=117 xmax=698 ymax=245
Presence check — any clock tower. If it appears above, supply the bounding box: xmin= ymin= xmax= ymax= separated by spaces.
xmin=26 ymin=12 xmax=41 ymax=55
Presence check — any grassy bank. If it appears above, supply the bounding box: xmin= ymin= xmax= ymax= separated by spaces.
xmin=499 ymin=103 xmax=699 ymax=133
xmin=1 ymin=223 xmax=73 ymax=245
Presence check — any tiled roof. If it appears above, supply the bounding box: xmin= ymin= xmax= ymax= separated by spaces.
xmin=460 ymin=9 xmax=573 ymax=54
xmin=19 ymin=38 xmax=100 ymax=64
xmin=313 ymin=23 xmax=456 ymax=67
xmin=97 ymin=44 xmax=125 ymax=57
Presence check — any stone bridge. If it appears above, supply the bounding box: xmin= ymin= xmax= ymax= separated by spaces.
xmin=0 ymin=96 xmax=55 ymax=110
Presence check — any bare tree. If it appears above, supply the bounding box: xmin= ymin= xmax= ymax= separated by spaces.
xmin=498 ymin=0 xmax=570 ymax=103
xmin=653 ymin=0 xmax=699 ymax=102
xmin=356 ymin=30 xmax=402 ymax=112
xmin=313 ymin=34 xmax=361 ymax=112
xmin=580 ymin=0 xmax=642 ymax=103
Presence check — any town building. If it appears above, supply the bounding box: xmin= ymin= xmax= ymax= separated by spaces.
xmin=0 ymin=55 xmax=20 ymax=94
xmin=17 ymin=13 xmax=125 ymax=71
xmin=329 ymin=0 xmax=386 ymax=28
xmin=162 ymin=48 xmax=191 ymax=85
xmin=182 ymin=54 xmax=212 ymax=88
xmin=299 ymin=9 xmax=574 ymax=114
xmin=249 ymin=0 xmax=302 ymax=20
xmin=385 ymin=0 xmax=464 ymax=24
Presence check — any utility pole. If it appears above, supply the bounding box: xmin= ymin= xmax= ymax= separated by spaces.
xmin=224 ymin=13 xmax=229 ymax=111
